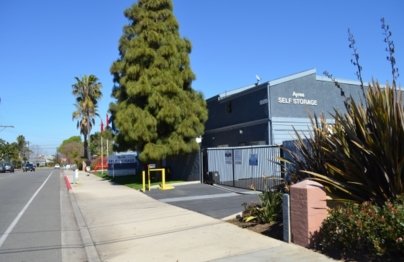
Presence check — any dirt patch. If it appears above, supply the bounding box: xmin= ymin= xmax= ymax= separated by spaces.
xmin=227 ymin=218 xmax=283 ymax=241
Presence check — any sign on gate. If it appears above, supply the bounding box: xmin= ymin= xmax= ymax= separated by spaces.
xmin=234 ymin=150 xmax=242 ymax=164
xmin=249 ymin=154 xmax=258 ymax=166
xmin=225 ymin=150 xmax=232 ymax=164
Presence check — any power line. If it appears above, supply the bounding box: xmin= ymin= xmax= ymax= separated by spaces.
xmin=0 ymin=125 xmax=15 ymax=132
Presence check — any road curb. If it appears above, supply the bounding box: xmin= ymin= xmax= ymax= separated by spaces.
xmin=63 ymin=175 xmax=72 ymax=190
xmin=67 ymin=184 xmax=102 ymax=262
xmin=221 ymin=211 xmax=242 ymax=221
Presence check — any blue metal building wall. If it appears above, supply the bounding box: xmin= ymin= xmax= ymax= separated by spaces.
xmin=207 ymin=145 xmax=281 ymax=191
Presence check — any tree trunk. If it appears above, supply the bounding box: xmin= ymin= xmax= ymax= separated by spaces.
xmin=85 ymin=117 xmax=91 ymax=162
xmin=87 ymin=137 xmax=91 ymax=162
xmin=83 ymin=135 xmax=89 ymax=161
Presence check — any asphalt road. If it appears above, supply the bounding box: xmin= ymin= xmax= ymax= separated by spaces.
xmin=144 ymin=183 xmax=261 ymax=219
xmin=0 ymin=168 xmax=85 ymax=262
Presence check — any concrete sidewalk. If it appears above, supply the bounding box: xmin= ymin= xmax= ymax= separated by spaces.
xmin=64 ymin=170 xmax=334 ymax=262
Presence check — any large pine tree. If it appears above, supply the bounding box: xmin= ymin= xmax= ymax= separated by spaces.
xmin=110 ymin=0 xmax=207 ymax=162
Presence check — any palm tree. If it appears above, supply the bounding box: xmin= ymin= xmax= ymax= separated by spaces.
xmin=72 ymin=75 xmax=102 ymax=161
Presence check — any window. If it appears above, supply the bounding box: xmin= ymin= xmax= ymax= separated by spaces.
xmin=226 ymin=101 xmax=232 ymax=113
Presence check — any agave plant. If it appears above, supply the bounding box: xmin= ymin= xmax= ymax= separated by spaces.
xmin=287 ymin=82 xmax=404 ymax=205
xmin=242 ymin=189 xmax=283 ymax=224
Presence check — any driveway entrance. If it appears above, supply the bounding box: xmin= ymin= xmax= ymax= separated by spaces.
xmin=144 ymin=183 xmax=260 ymax=219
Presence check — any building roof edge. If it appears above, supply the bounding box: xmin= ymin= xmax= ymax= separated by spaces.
xmin=207 ymin=68 xmax=375 ymax=101
xmin=316 ymin=74 xmax=369 ymax=86
xmin=217 ymin=84 xmax=257 ymax=100
xmin=215 ymin=68 xmax=317 ymax=101
xmin=269 ymin=68 xmax=316 ymax=86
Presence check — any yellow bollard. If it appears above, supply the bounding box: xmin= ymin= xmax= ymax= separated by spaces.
xmin=161 ymin=169 xmax=166 ymax=188
xmin=146 ymin=168 xmax=174 ymax=191
xmin=159 ymin=168 xmax=174 ymax=190
xmin=141 ymin=171 xmax=146 ymax=192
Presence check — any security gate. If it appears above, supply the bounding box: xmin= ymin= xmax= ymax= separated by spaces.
xmin=205 ymin=145 xmax=282 ymax=191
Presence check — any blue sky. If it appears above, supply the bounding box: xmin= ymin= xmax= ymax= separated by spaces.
xmin=0 ymin=0 xmax=403 ymax=155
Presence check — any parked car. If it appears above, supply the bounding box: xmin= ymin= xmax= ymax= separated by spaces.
xmin=4 ymin=163 xmax=14 ymax=173
xmin=0 ymin=163 xmax=5 ymax=173
xmin=23 ymin=163 xmax=36 ymax=172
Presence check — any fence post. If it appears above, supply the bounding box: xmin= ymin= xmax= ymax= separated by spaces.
xmin=290 ymin=180 xmax=328 ymax=247
xmin=282 ymin=193 xmax=291 ymax=243
xmin=199 ymin=150 xmax=203 ymax=183
xmin=232 ymin=149 xmax=235 ymax=187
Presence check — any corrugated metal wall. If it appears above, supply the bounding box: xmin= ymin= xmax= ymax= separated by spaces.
xmin=271 ymin=117 xmax=334 ymax=145
xmin=207 ymin=145 xmax=281 ymax=191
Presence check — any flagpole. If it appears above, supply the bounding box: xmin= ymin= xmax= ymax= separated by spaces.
xmin=106 ymin=113 xmax=110 ymax=173
xmin=105 ymin=113 xmax=110 ymax=175
xmin=101 ymin=135 xmax=103 ymax=173
xmin=100 ymin=118 xmax=104 ymax=174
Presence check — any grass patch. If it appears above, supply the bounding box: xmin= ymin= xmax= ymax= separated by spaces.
xmin=94 ymin=171 xmax=183 ymax=190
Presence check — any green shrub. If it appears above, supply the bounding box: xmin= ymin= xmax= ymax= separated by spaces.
xmin=242 ymin=190 xmax=282 ymax=224
xmin=311 ymin=200 xmax=404 ymax=261
xmin=287 ymin=81 xmax=404 ymax=205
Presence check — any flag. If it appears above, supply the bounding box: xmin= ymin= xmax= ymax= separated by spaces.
xmin=106 ymin=114 xmax=110 ymax=127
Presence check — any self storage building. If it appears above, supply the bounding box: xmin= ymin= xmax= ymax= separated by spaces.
xmin=202 ymin=69 xmax=365 ymax=148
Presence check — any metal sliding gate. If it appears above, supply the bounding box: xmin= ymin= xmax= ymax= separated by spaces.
xmin=206 ymin=145 xmax=282 ymax=191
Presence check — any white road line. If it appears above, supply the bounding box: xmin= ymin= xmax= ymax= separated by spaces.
xmin=0 ymin=171 xmax=54 ymax=248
